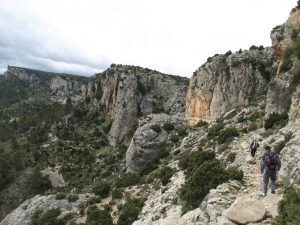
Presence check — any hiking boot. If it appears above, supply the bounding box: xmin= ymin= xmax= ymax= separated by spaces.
xmin=261 ymin=193 xmax=267 ymax=198
xmin=271 ymin=190 xmax=275 ymax=194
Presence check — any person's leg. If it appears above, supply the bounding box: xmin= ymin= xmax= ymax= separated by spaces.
xmin=253 ymin=148 xmax=257 ymax=158
xmin=271 ymin=172 xmax=276 ymax=193
xmin=263 ymin=173 xmax=269 ymax=196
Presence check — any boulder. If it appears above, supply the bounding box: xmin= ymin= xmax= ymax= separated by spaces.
xmin=225 ymin=198 xmax=266 ymax=224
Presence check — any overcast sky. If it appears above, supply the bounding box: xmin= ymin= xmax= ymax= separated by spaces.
xmin=0 ymin=0 xmax=297 ymax=77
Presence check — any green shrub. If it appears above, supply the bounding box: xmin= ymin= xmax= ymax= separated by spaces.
xmin=227 ymin=167 xmax=243 ymax=181
xmin=55 ymin=193 xmax=66 ymax=200
xmin=159 ymin=166 xmax=173 ymax=186
xmin=217 ymin=127 xmax=239 ymax=144
xmin=170 ymin=134 xmax=180 ymax=143
xmin=163 ymin=123 xmax=175 ymax=131
xmin=112 ymin=188 xmax=123 ymax=199
xmin=225 ymin=50 xmax=232 ymax=57
xmin=139 ymin=156 xmax=160 ymax=176
xmin=26 ymin=169 xmax=52 ymax=195
xmin=207 ymin=123 xmax=225 ymax=140
xmin=195 ymin=120 xmax=208 ymax=127
xmin=115 ymin=173 xmax=141 ymax=188
xmin=179 ymin=159 xmax=229 ymax=211
xmin=150 ymin=124 xmax=161 ymax=133
xmin=274 ymin=186 xmax=300 ymax=225
xmin=176 ymin=126 xmax=187 ymax=136
xmin=157 ymin=148 xmax=170 ymax=159
xmin=137 ymin=80 xmax=148 ymax=96
xmin=117 ymin=198 xmax=145 ymax=225
xmin=67 ymin=194 xmax=79 ymax=202
xmin=86 ymin=205 xmax=113 ymax=225
xmin=92 ymin=181 xmax=111 ymax=198
xmin=31 ymin=208 xmax=64 ymax=225
xmin=265 ymin=113 xmax=288 ymax=130
xmin=178 ymin=150 xmax=243 ymax=213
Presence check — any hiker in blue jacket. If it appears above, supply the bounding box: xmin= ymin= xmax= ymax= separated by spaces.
xmin=260 ymin=145 xmax=281 ymax=197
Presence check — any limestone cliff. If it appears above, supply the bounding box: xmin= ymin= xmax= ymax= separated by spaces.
xmin=265 ymin=7 xmax=300 ymax=117
xmin=3 ymin=66 xmax=88 ymax=103
xmin=185 ymin=48 xmax=277 ymax=125
xmin=87 ymin=64 xmax=189 ymax=146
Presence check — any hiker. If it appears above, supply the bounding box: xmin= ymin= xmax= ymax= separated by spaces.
xmin=250 ymin=139 xmax=259 ymax=158
xmin=260 ymin=145 xmax=281 ymax=197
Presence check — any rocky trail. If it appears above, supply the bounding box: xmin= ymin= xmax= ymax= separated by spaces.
xmin=224 ymin=131 xmax=284 ymax=225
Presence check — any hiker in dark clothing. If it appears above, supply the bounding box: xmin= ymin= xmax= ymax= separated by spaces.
xmin=250 ymin=139 xmax=259 ymax=158
xmin=260 ymin=145 xmax=281 ymax=197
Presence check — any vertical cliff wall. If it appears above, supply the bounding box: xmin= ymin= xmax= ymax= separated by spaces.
xmin=87 ymin=64 xmax=189 ymax=146
xmin=185 ymin=48 xmax=277 ymax=125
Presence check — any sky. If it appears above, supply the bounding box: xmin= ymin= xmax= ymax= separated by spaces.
xmin=0 ymin=0 xmax=297 ymax=77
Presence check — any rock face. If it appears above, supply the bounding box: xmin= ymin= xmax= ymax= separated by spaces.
xmin=265 ymin=8 xmax=300 ymax=117
xmin=185 ymin=48 xmax=276 ymax=125
xmin=278 ymin=124 xmax=300 ymax=185
xmin=126 ymin=113 xmax=187 ymax=172
xmin=0 ymin=194 xmax=93 ymax=225
xmin=3 ymin=66 xmax=88 ymax=103
xmin=88 ymin=65 xmax=189 ymax=146
xmin=4 ymin=66 xmax=40 ymax=86
xmin=270 ymin=8 xmax=300 ymax=75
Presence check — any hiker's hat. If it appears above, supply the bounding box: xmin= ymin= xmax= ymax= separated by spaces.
xmin=264 ymin=145 xmax=271 ymax=151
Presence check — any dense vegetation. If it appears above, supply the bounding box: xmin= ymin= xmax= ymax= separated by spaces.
xmin=178 ymin=150 xmax=243 ymax=213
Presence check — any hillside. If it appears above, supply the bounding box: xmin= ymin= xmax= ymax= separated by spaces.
xmin=1 ymin=3 xmax=300 ymax=225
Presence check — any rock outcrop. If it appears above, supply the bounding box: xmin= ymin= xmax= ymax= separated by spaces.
xmin=126 ymin=113 xmax=187 ymax=172
xmin=88 ymin=65 xmax=189 ymax=146
xmin=0 ymin=194 xmax=94 ymax=225
xmin=185 ymin=48 xmax=276 ymax=125
xmin=265 ymin=7 xmax=300 ymax=117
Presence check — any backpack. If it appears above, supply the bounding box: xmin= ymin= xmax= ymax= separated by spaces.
xmin=266 ymin=153 xmax=277 ymax=170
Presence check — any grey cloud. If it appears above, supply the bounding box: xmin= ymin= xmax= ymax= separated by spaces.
xmin=0 ymin=9 xmax=109 ymax=76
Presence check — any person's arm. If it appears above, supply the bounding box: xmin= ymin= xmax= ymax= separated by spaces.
xmin=260 ymin=156 xmax=265 ymax=173
xmin=277 ymin=155 xmax=281 ymax=171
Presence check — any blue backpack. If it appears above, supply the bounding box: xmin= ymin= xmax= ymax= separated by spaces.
xmin=266 ymin=154 xmax=277 ymax=170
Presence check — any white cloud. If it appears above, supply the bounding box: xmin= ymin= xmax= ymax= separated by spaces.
xmin=0 ymin=0 xmax=297 ymax=77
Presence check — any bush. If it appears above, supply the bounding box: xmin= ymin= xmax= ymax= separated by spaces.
xmin=92 ymin=181 xmax=111 ymax=198
xmin=179 ymin=159 xmax=229 ymax=211
xmin=86 ymin=205 xmax=113 ymax=225
xmin=112 ymin=188 xmax=123 ymax=199
xmin=178 ymin=150 xmax=243 ymax=213
xmin=67 ymin=194 xmax=79 ymax=202
xmin=195 ymin=120 xmax=208 ymax=127
xmin=150 ymin=124 xmax=161 ymax=133
xmin=207 ymin=123 xmax=225 ymax=140
xmin=274 ymin=186 xmax=300 ymax=225
xmin=227 ymin=167 xmax=243 ymax=181
xmin=170 ymin=134 xmax=179 ymax=143
xmin=26 ymin=169 xmax=52 ymax=195
xmin=217 ymin=127 xmax=239 ymax=144
xmin=176 ymin=126 xmax=187 ymax=136
xmin=31 ymin=208 xmax=64 ymax=225
xmin=117 ymin=198 xmax=145 ymax=225
xmin=139 ymin=156 xmax=160 ymax=176
xmin=159 ymin=166 xmax=173 ymax=186
xmin=265 ymin=113 xmax=288 ymax=130
xmin=115 ymin=173 xmax=141 ymax=188
xmin=55 ymin=193 xmax=66 ymax=200
xmin=163 ymin=123 xmax=175 ymax=131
